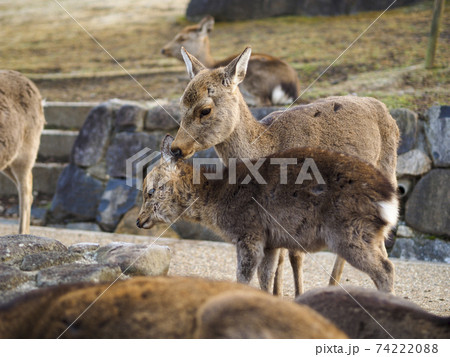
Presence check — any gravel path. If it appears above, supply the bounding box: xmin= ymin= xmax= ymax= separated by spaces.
xmin=1 ymin=222 xmax=449 ymax=316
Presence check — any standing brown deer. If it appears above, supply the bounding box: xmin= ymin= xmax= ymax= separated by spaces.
xmin=137 ymin=136 xmax=398 ymax=294
xmin=170 ymin=47 xmax=399 ymax=297
xmin=0 ymin=70 xmax=45 ymax=234
xmin=161 ymin=16 xmax=300 ymax=106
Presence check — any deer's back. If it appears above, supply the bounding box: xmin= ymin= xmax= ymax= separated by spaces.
xmin=297 ymin=286 xmax=450 ymax=339
xmin=0 ymin=276 xmax=346 ymax=338
xmin=259 ymin=96 xmax=399 ymax=179
xmin=0 ymin=70 xmax=45 ymax=168
xmin=213 ymin=147 xmax=395 ymax=250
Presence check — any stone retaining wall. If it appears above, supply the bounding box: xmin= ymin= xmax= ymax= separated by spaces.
xmin=1 ymin=100 xmax=448 ymax=260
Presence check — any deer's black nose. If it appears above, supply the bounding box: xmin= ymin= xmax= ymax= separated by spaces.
xmin=171 ymin=148 xmax=182 ymax=158
xmin=161 ymin=48 xmax=166 ymax=55
xmin=136 ymin=218 xmax=141 ymax=228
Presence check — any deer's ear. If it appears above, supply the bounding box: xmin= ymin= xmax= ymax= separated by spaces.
xmin=181 ymin=47 xmax=206 ymax=79
xmin=160 ymin=134 xmax=176 ymax=163
xmin=198 ymin=15 xmax=214 ymax=34
xmin=223 ymin=47 xmax=251 ymax=89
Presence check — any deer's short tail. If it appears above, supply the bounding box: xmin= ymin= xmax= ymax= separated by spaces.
xmin=377 ymin=196 xmax=399 ymax=238
xmin=271 ymin=83 xmax=297 ymax=105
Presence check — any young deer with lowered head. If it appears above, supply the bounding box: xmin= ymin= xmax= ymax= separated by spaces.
xmin=161 ymin=16 xmax=300 ymax=106
xmin=137 ymin=135 xmax=398 ymax=294
xmin=169 ymin=47 xmax=399 ymax=296
xmin=0 ymin=70 xmax=45 ymax=234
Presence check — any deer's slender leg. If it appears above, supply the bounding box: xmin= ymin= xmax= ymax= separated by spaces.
xmin=273 ymin=248 xmax=286 ymax=296
xmin=289 ymin=250 xmax=305 ymax=296
xmin=10 ymin=164 xmax=33 ymax=234
xmin=329 ymin=256 xmax=346 ymax=286
xmin=258 ymin=248 xmax=280 ymax=292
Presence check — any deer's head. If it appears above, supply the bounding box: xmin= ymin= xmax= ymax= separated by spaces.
xmin=171 ymin=46 xmax=252 ymax=159
xmin=136 ymin=135 xmax=193 ymax=229
xmin=161 ymin=16 xmax=214 ymax=61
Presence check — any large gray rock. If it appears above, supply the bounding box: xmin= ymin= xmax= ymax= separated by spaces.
xmin=390 ymin=108 xmax=418 ymax=154
xmin=405 ymin=169 xmax=450 ymax=237
xmin=72 ymin=104 xmax=113 ymax=167
xmin=116 ymin=104 xmax=146 ymax=132
xmin=0 ymin=235 xmax=67 ymax=265
xmin=396 ymin=224 xmax=416 ymax=238
xmin=68 ymin=243 xmax=100 ymax=254
xmin=106 ymin=132 xmax=162 ymax=178
xmin=186 ymin=0 xmax=421 ymax=21
xmin=0 ymin=265 xmax=32 ymax=290
xmin=187 ymin=0 xmax=295 ymax=21
xmin=20 ymin=251 xmax=83 ymax=271
xmin=95 ymin=242 xmax=171 ymax=276
xmin=96 ymin=179 xmax=139 ymax=232
xmin=425 ymin=105 xmax=450 ymax=167
xmin=145 ymin=103 xmax=180 ymax=131
xmin=50 ymin=163 xmax=105 ymax=221
xmin=297 ymin=0 xmax=421 ymax=17
xmin=396 ymin=149 xmax=431 ymax=177
xmin=36 ymin=263 xmax=122 ymax=287
xmin=390 ymin=237 xmax=450 ymax=263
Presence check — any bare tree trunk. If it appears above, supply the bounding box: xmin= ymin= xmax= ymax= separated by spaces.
xmin=425 ymin=0 xmax=446 ymax=69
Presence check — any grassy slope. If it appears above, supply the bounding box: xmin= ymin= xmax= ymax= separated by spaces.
xmin=0 ymin=0 xmax=448 ymax=112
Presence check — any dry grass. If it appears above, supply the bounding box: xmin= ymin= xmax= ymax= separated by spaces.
xmin=0 ymin=0 xmax=448 ymax=112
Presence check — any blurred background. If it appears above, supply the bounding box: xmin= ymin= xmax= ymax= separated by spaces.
xmin=0 ymin=0 xmax=448 ymax=111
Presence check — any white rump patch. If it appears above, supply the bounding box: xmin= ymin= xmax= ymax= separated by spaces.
xmin=378 ymin=197 xmax=399 ymax=227
xmin=271 ymin=85 xmax=293 ymax=105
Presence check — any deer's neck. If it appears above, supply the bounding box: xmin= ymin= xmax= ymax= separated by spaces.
xmin=181 ymin=172 xmax=224 ymax=233
xmin=215 ymin=97 xmax=276 ymax=165
xmin=196 ymin=37 xmax=215 ymax=68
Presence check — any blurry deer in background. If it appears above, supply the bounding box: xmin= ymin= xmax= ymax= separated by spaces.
xmin=161 ymin=16 xmax=300 ymax=106
xmin=170 ymin=47 xmax=399 ymax=296
xmin=0 ymin=70 xmax=45 ymax=234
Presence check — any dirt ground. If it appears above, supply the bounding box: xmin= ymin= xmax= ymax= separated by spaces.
xmin=0 ymin=0 xmax=448 ymax=112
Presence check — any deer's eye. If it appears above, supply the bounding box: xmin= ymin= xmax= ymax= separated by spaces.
xmin=200 ymin=108 xmax=211 ymax=117
xmin=146 ymin=188 xmax=155 ymax=199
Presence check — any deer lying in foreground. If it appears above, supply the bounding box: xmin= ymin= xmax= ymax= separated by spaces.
xmin=161 ymin=16 xmax=300 ymax=106
xmin=137 ymin=135 xmax=398 ymax=294
xmin=0 ymin=276 xmax=346 ymax=338
xmin=170 ymin=47 xmax=399 ymax=296
xmin=0 ymin=70 xmax=45 ymax=234
xmin=296 ymin=286 xmax=450 ymax=339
